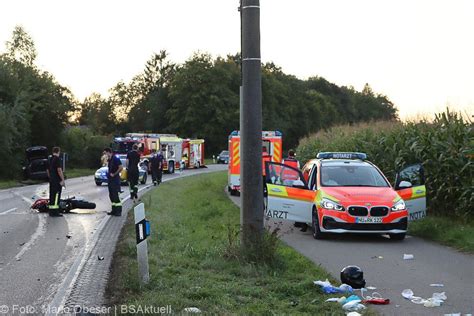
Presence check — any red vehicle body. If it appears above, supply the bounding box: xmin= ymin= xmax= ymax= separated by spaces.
xmin=265 ymin=152 xmax=427 ymax=240
xmin=181 ymin=139 xmax=205 ymax=169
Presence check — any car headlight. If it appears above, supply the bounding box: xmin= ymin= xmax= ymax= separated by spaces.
xmin=391 ymin=199 xmax=406 ymax=211
xmin=320 ymin=198 xmax=344 ymax=211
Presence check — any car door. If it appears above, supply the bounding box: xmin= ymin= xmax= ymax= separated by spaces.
xmin=265 ymin=162 xmax=315 ymax=223
xmin=395 ymin=163 xmax=427 ymax=221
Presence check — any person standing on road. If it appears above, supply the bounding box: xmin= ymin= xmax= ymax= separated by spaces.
xmin=150 ymin=149 xmax=163 ymax=186
xmin=282 ymin=149 xmax=300 ymax=169
xmin=104 ymin=148 xmax=123 ymax=216
xmin=126 ymin=144 xmax=140 ymax=203
xmin=47 ymin=147 xmax=65 ymax=217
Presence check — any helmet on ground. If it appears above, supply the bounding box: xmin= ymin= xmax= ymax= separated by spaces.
xmin=340 ymin=265 xmax=366 ymax=289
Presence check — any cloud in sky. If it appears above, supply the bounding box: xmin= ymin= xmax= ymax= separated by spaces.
xmin=0 ymin=0 xmax=473 ymax=119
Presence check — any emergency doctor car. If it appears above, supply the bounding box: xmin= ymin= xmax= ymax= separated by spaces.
xmin=265 ymin=152 xmax=426 ymax=240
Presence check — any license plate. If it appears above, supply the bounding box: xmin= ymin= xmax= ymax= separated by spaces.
xmin=356 ymin=217 xmax=382 ymax=223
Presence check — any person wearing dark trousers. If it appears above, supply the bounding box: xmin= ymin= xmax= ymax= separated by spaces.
xmin=150 ymin=149 xmax=163 ymax=186
xmin=150 ymin=150 xmax=158 ymax=186
xmin=156 ymin=150 xmax=164 ymax=184
xmin=47 ymin=147 xmax=65 ymax=217
xmin=126 ymin=144 xmax=140 ymax=203
xmin=104 ymin=148 xmax=123 ymax=216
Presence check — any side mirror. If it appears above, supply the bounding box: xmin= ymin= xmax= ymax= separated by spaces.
xmin=292 ymin=179 xmax=306 ymax=189
xmin=398 ymin=180 xmax=412 ymax=189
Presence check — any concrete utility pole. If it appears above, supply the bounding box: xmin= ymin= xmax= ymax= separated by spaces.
xmin=240 ymin=0 xmax=263 ymax=249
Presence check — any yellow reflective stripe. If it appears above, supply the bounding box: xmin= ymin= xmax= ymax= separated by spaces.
xmin=111 ymin=202 xmax=122 ymax=206
xmin=266 ymin=184 xmax=288 ymax=197
xmin=49 ymin=193 xmax=60 ymax=209
xmin=273 ymin=142 xmax=281 ymax=161
xmin=411 ymin=185 xmax=426 ymax=199
xmin=315 ymin=189 xmax=340 ymax=203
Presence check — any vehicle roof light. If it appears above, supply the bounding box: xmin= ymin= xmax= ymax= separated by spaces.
xmin=316 ymin=152 xmax=368 ymax=160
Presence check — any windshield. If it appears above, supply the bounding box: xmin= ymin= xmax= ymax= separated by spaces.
xmin=321 ymin=163 xmax=389 ymax=187
xmin=220 ymin=151 xmax=229 ymax=156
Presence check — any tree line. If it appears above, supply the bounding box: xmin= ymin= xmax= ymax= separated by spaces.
xmin=0 ymin=26 xmax=397 ymax=178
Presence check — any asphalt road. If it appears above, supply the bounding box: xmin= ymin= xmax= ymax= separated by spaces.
xmin=228 ymin=194 xmax=473 ymax=316
xmin=0 ymin=164 xmax=226 ymax=315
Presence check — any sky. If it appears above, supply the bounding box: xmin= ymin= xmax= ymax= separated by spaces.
xmin=1 ymin=0 xmax=473 ymax=120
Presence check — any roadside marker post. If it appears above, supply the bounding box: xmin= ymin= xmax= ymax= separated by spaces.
xmin=134 ymin=203 xmax=150 ymax=284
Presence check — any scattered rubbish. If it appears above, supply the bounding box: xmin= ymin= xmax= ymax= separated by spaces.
xmin=347 ymin=312 xmax=362 ymax=316
xmin=402 ymin=289 xmax=416 ymax=300
xmin=290 ymin=300 xmax=298 ymax=307
xmin=19 ymin=242 xmax=25 ymax=246
xmin=16 ymin=258 xmax=21 ymax=261
xmin=183 ymin=307 xmax=201 ymax=313
xmin=98 ymin=256 xmax=104 ymax=261
xmin=37 ymin=278 xmax=40 ymax=281
xmin=341 ymin=266 xmax=366 ymax=289
xmin=401 ymin=289 xmax=447 ymax=307
xmin=314 ymin=279 xmax=331 ymax=287
xmin=342 ymin=300 xmax=365 ymax=312
xmin=371 ymin=256 xmax=383 ymax=259
xmin=325 ymin=298 xmax=340 ymax=302
xmin=314 ymin=279 xmax=353 ymax=294
xmin=364 ymin=298 xmax=390 ymax=305
xmin=66 ymin=234 xmax=72 ymax=239
xmin=403 ymin=254 xmax=414 ymax=260
xmin=430 ymin=283 xmax=444 ymax=287
xmin=366 ymin=286 xmax=377 ymax=290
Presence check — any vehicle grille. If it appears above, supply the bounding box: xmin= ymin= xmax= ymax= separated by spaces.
xmin=322 ymin=217 xmax=407 ymax=231
xmin=348 ymin=206 xmax=368 ymax=216
xmin=370 ymin=206 xmax=389 ymax=217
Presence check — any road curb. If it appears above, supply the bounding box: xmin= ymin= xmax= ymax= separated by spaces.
xmin=46 ymin=166 xmax=226 ymax=313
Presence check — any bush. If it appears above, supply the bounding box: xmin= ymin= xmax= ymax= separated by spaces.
xmin=60 ymin=126 xmax=111 ymax=169
xmin=297 ymin=109 xmax=473 ymax=220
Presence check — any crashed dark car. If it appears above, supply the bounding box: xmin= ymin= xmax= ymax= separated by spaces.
xmin=23 ymin=146 xmax=50 ymax=180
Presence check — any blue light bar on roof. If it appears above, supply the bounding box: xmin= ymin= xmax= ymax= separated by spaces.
xmin=317 ymin=152 xmax=367 ymax=160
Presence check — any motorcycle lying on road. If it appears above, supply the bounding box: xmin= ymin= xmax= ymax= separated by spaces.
xmin=31 ymin=196 xmax=96 ymax=213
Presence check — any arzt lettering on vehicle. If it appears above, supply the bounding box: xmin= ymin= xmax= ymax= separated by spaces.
xmin=266 ymin=209 xmax=288 ymax=219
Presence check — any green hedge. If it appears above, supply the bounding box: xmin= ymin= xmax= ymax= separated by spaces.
xmin=60 ymin=126 xmax=111 ymax=169
xmin=297 ymin=110 xmax=473 ymax=220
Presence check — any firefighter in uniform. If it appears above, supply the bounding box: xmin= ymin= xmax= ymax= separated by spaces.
xmin=126 ymin=144 xmax=140 ymax=203
xmin=104 ymin=148 xmax=123 ymax=216
xmin=47 ymin=147 xmax=65 ymax=217
xmin=150 ymin=149 xmax=163 ymax=186
xmin=282 ymin=149 xmax=300 ymax=170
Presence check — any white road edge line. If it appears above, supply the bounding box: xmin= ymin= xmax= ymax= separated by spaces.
xmin=45 ymin=183 xmax=154 ymax=315
xmin=0 ymin=207 xmax=18 ymax=215
xmin=46 ymin=167 xmax=224 ymax=313
xmin=14 ymin=214 xmax=47 ymax=261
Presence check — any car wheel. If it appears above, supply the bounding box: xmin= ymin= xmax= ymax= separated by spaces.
xmin=169 ymin=163 xmax=175 ymax=174
xmin=95 ymin=181 xmax=102 ymax=186
xmin=389 ymin=233 xmax=406 ymax=241
xmin=141 ymin=174 xmax=147 ymax=184
xmin=312 ymin=207 xmax=325 ymax=239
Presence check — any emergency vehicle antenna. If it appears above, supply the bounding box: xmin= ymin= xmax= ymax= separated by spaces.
xmin=240 ymin=0 xmax=264 ymax=249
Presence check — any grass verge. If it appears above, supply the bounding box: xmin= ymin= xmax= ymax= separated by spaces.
xmin=106 ymin=171 xmax=354 ymax=315
xmin=0 ymin=168 xmax=95 ymax=190
xmin=409 ymin=216 xmax=474 ymax=253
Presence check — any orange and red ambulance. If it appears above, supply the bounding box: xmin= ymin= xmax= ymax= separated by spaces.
xmin=228 ymin=130 xmax=283 ymax=195
xmin=265 ymin=152 xmax=426 ymax=240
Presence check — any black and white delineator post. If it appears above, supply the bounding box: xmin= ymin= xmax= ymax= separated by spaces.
xmin=134 ymin=203 xmax=151 ymax=284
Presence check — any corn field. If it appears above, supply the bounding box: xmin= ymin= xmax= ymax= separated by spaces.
xmin=297 ymin=110 xmax=473 ymax=220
